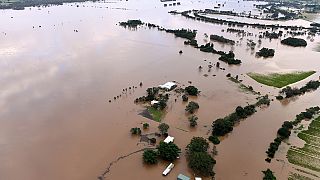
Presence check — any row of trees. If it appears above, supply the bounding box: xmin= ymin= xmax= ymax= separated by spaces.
xmin=265 ymin=107 xmax=320 ymax=162
xmin=212 ymin=95 xmax=270 ymax=136
xmin=277 ymin=80 xmax=320 ymax=99
xmin=209 ymin=34 xmax=235 ymax=45
xmin=256 ymin=48 xmax=275 ymax=58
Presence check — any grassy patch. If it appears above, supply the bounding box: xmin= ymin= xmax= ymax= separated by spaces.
xmin=147 ymin=107 xmax=164 ymax=122
xmin=247 ymin=71 xmax=316 ymax=88
xmin=287 ymin=116 xmax=320 ymax=173
xmin=288 ymin=172 xmax=314 ymax=180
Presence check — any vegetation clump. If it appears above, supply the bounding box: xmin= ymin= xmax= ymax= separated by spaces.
xmin=281 ymin=37 xmax=307 ymax=47
xmin=185 ymin=86 xmax=199 ymax=96
xmin=166 ymin=29 xmax=197 ymax=40
xmin=208 ymin=135 xmax=220 ymax=145
xmin=186 ymin=137 xmax=216 ymax=177
xmin=262 ymin=169 xmax=276 ymax=180
xmin=158 ymin=123 xmax=169 ymax=135
xmin=143 ymin=123 xmax=149 ymax=129
xmin=212 ymin=96 xmax=270 ymax=137
xmin=130 ymin=127 xmax=142 ymax=135
xmin=209 ymin=34 xmax=235 ymax=45
xmin=219 ymin=51 xmax=242 ymax=65
xmin=189 ymin=115 xmax=198 ymax=127
xmin=256 ymin=48 xmax=275 ymax=58
xmin=279 ymin=80 xmax=320 ymax=98
xmin=182 ymin=94 xmax=189 ymax=102
xmin=119 ymin=20 xmax=143 ymax=27
xmin=185 ymin=101 xmax=200 ymax=114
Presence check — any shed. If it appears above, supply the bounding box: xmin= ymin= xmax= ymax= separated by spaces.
xmin=177 ymin=174 xmax=190 ymax=180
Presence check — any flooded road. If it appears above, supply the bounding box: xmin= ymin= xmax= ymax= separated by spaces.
xmin=1 ymin=0 xmax=320 ymax=180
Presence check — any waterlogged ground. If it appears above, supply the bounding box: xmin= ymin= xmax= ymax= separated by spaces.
xmin=1 ymin=0 xmax=320 ymax=180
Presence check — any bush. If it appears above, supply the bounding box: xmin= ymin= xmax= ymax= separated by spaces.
xmin=182 ymin=94 xmax=189 ymax=101
xmin=158 ymin=123 xmax=169 ymax=135
xmin=130 ymin=127 xmax=141 ymax=135
xmin=208 ymin=136 xmax=220 ymax=145
xmin=185 ymin=86 xmax=199 ymax=96
xmin=143 ymin=149 xmax=158 ymax=164
xmin=158 ymin=142 xmax=181 ymax=161
xmin=143 ymin=123 xmax=149 ymax=129
xmin=185 ymin=101 xmax=200 ymax=113
xmin=189 ymin=115 xmax=198 ymax=127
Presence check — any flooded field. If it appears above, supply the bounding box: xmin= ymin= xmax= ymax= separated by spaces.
xmin=1 ymin=0 xmax=320 ymax=180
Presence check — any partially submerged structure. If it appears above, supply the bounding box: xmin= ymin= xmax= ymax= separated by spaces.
xmin=159 ymin=82 xmax=176 ymax=90
xmin=177 ymin=174 xmax=190 ymax=180
xmin=163 ymin=163 xmax=174 ymax=176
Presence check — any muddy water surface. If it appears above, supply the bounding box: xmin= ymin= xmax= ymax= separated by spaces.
xmin=1 ymin=0 xmax=320 ymax=180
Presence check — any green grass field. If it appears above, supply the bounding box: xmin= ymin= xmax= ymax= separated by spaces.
xmin=287 ymin=116 xmax=320 ymax=173
xmin=147 ymin=107 xmax=164 ymax=122
xmin=247 ymin=71 xmax=316 ymax=88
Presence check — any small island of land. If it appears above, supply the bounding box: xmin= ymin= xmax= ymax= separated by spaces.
xmin=247 ymin=71 xmax=316 ymax=88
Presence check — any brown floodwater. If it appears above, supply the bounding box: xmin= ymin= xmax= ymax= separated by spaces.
xmin=1 ymin=0 xmax=320 ymax=180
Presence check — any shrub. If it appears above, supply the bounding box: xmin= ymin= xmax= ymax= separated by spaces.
xmin=182 ymin=94 xmax=189 ymax=101
xmin=189 ymin=115 xmax=198 ymax=127
xmin=262 ymin=169 xmax=276 ymax=180
xmin=158 ymin=123 xmax=169 ymax=135
xmin=143 ymin=123 xmax=149 ymax=129
xmin=185 ymin=101 xmax=200 ymax=113
xmin=130 ymin=127 xmax=141 ymax=135
xmin=208 ymin=136 xmax=220 ymax=145
xmin=185 ymin=86 xmax=199 ymax=96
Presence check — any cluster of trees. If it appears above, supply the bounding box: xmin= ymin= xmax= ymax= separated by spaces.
xmin=264 ymin=31 xmax=283 ymax=39
xmin=134 ymin=87 xmax=170 ymax=110
xmin=277 ymin=80 xmax=320 ymax=99
xmin=166 ymin=29 xmax=197 ymax=40
xmin=209 ymin=34 xmax=235 ymax=45
xmin=219 ymin=51 xmax=242 ymax=65
xmin=186 ymin=137 xmax=216 ymax=177
xmin=265 ymin=106 xmax=320 ymax=162
xmin=185 ymin=86 xmax=199 ymax=96
xmin=119 ymin=20 xmax=143 ymax=27
xmin=256 ymin=48 xmax=275 ymax=58
xmin=185 ymin=101 xmax=199 ymax=114
xmin=212 ymin=96 xmax=270 ymax=137
xmin=143 ymin=141 xmax=181 ymax=164
xmin=281 ymin=37 xmax=307 ymax=47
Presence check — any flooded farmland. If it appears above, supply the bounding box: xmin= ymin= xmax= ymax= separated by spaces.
xmin=1 ymin=0 xmax=320 ymax=180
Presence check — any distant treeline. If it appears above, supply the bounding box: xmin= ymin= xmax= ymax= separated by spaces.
xmin=0 ymin=0 xmax=98 ymax=10
xmin=176 ymin=10 xmax=319 ymax=33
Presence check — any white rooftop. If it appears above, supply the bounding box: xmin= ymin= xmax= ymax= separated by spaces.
xmin=159 ymin=82 xmax=176 ymax=90
xmin=162 ymin=163 xmax=174 ymax=176
xmin=151 ymin=100 xmax=159 ymax=105
xmin=164 ymin=136 xmax=174 ymax=143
